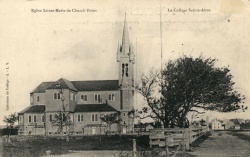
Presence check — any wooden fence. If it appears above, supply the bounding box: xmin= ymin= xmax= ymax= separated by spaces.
xmin=149 ymin=126 xmax=208 ymax=151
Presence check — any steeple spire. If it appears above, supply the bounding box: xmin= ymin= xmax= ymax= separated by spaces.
xmin=121 ymin=13 xmax=130 ymax=54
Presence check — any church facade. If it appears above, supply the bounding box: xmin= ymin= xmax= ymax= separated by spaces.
xmin=18 ymin=16 xmax=135 ymax=135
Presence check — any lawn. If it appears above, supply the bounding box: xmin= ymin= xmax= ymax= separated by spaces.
xmin=1 ymin=135 xmax=150 ymax=157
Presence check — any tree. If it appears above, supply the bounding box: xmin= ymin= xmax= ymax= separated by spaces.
xmin=100 ymin=112 xmax=121 ymax=134
xmin=136 ymin=56 xmax=246 ymax=128
xmin=51 ymin=88 xmax=73 ymax=141
xmin=3 ymin=112 xmax=18 ymax=128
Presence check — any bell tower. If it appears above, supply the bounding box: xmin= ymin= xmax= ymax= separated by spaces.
xmin=116 ymin=14 xmax=135 ymax=133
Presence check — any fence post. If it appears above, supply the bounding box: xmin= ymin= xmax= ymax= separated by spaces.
xmin=189 ymin=127 xmax=192 ymax=143
xmin=185 ymin=129 xmax=189 ymax=150
xmin=165 ymin=136 xmax=170 ymax=157
xmin=133 ymin=139 xmax=136 ymax=157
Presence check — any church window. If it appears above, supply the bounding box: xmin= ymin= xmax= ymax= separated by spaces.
xmin=77 ymin=114 xmax=84 ymax=122
xmin=120 ymin=45 xmax=122 ymax=52
xmin=54 ymin=93 xmax=57 ymax=99
xmin=34 ymin=115 xmax=37 ymax=123
xmin=108 ymin=94 xmax=115 ymax=101
xmin=126 ymin=64 xmax=129 ymax=77
xmin=58 ymin=93 xmax=61 ymax=99
xmin=91 ymin=113 xmax=98 ymax=122
xmin=78 ymin=115 xmax=80 ymax=122
xmin=95 ymin=114 xmax=98 ymax=121
xmin=36 ymin=96 xmax=40 ymax=102
xmin=81 ymin=95 xmax=87 ymax=101
xmin=94 ymin=94 xmax=100 ymax=102
xmin=49 ymin=114 xmax=52 ymax=122
xmin=122 ymin=64 xmax=125 ymax=76
xmin=81 ymin=114 xmax=84 ymax=121
xmin=28 ymin=115 xmax=32 ymax=123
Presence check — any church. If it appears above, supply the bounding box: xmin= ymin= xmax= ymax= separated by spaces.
xmin=17 ymin=15 xmax=135 ymax=135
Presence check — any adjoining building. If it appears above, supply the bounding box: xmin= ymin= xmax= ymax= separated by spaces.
xmin=18 ymin=15 xmax=135 ymax=135
xmin=210 ymin=119 xmax=224 ymax=130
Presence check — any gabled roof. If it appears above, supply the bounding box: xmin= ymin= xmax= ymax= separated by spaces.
xmin=230 ymin=119 xmax=240 ymax=125
xmin=71 ymin=80 xmax=119 ymax=91
xmin=210 ymin=119 xmax=223 ymax=123
xmin=46 ymin=78 xmax=78 ymax=91
xmin=74 ymin=104 xmax=117 ymax=112
xmin=19 ymin=105 xmax=45 ymax=114
xmin=30 ymin=82 xmax=54 ymax=93
xmin=30 ymin=79 xmax=119 ymax=94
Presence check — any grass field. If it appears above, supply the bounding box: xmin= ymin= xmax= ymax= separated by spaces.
xmin=1 ymin=131 xmax=250 ymax=157
xmin=1 ymin=135 xmax=150 ymax=157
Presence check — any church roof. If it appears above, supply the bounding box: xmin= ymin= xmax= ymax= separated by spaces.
xmin=46 ymin=78 xmax=78 ymax=92
xmin=30 ymin=79 xmax=119 ymax=93
xmin=31 ymin=82 xmax=54 ymax=93
xmin=74 ymin=104 xmax=117 ymax=112
xmin=19 ymin=105 xmax=45 ymax=114
xmin=71 ymin=80 xmax=119 ymax=91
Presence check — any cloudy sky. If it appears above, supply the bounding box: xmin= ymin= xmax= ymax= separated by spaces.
xmin=0 ymin=0 xmax=249 ymax=125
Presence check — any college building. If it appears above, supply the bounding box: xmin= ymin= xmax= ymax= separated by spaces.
xmin=18 ymin=15 xmax=135 ymax=135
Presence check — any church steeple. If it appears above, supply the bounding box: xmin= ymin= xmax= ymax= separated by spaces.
xmin=117 ymin=14 xmax=135 ymax=86
xmin=121 ymin=13 xmax=130 ymax=55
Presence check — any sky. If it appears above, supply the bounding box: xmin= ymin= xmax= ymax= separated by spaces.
xmin=0 ymin=0 xmax=250 ymax=125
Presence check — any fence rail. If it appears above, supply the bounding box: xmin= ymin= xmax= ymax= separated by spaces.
xmin=149 ymin=126 xmax=208 ymax=151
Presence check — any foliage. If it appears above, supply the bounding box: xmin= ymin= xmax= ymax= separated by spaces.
xmin=136 ymin=56 xmax=246 ymax=128
xmin=51 ymin=106 xmax=73 ymax=134
xmin=3 ymin=112 xmax=18 ymax=128
xmin=100 ymin=113 xmax=122 ymax=132
xmin=51 ymin=89 xmax=73 ymax=141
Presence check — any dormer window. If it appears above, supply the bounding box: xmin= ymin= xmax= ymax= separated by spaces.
xmin=55 ymin=82 xmax=60 ymax=87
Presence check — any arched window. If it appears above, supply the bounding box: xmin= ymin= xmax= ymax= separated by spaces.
xmin=54 ymin=93 xmax=57 ymax=99
xmin=81 ymin=114 xmax=84 ymax=121
xmin=126 ymin=64 xmax=128 ymax=77
xmin=78 ymin=115 xmax=81 ymax=122
xmin=34 ymin=115 xmax=37 ymax=123
xmin=28 ymin=115 xmax=32 ymax=123
xmin=49 ymin=114 xmax=52 ymax=122
xmin=122 ymin=64 xmax=124 ymax=76
xmin=36 ymin=96 xmax=39 ymax=102
xmin=58 ymin=93 xmax=60 ymax=99
xmin=95 ymin=114 xmax=98 ymax=121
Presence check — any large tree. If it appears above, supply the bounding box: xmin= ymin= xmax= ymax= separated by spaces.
xmin=135 ymin=56 xmax=247 ymax=128
xmin=51 ymin=89 xmax=73 ymax=141
xmin=100 ymin=112 xmax=121 ymax=134
xmin=3 ymin=112 xmax=18 ymax=128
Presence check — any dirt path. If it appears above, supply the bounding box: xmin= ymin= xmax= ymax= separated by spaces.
xmin=188 ymin=131 xmax=250 ymax=157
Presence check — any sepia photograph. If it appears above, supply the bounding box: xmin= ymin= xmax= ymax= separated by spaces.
xmin=0 ymin=0 xmax=250 ymax=156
